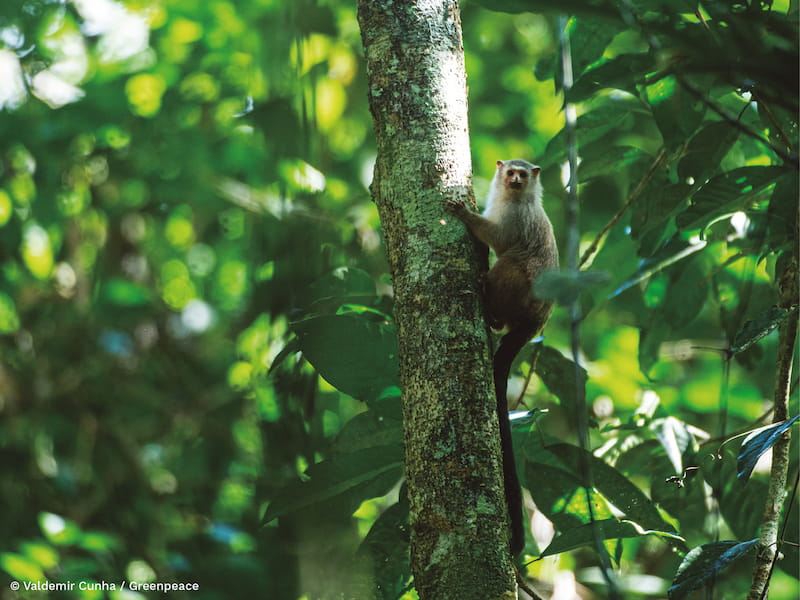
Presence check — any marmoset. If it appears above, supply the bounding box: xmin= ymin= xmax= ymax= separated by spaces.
xmin=447 ymin=159 xmax=558 ymax=556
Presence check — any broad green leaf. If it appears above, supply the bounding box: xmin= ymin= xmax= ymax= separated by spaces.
xmin=650 ymin=416 xmax=694 ymax=474
xmin=547 ymin=443 xmax=677 ymax=536
xmin=567 ymin=18 xmax=621 ymax=79
xmin=577 ymin=145 xmax=647 ymax=182
xmin=0 ymin=552 xmax=47 ymax=582
xmin=766 ymin=173 xmax=799 ymax=253
xmin=309 ymin=267 xmax=378 ymax=301
xmin=668 ymin=539 xmax=758 ymax=599
xmin=675 ymin=166 xmax=786 ymax=231
xmin=570 ymin=53 xmax=652 ymax=102
xmin=635 ymin=254 xmax=709 ymax=373
xmin=19 ymin=542 xmax=58 ymax=570
xmin=677 ymin=121 xmax=739 ymax=184
xmin=262 ymin=445 xmax=404 ymax=523
xmin=646 ymin=75 xmax=705 ymax=151
xmin=629 ymin=178 xmax=692 ymax=243
xmin=701 ymin=451 xmax=764 ymax=540
xmin=542 ymin=518 xmax=683 ymax=557
xmin=357 ymin=498 xmax=411 ymax=600
xmin=543 ymin=103 xmax=645 ymax=168
xmin=523 ymin=462 xmax=613 ymax=532
xmin=534 ymin=346 xmax=587 ymax=413
xmin=737 ymin=415 xmax=800 ymax=481
xmin=638 ymin=320 xmax=669 ymax=377
xmin=731 ymin=306 xmax=797 ymax=354
xmin=536 ymin=269 xmax=610 ymax=306
xmin=660 ymin=254 xmax=708 ymax=329
xmin=292 ymin=314 xmax=400 ymax=403
xmin=332 ymin=409 xmax=403 ymax=454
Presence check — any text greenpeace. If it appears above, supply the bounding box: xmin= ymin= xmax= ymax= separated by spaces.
xmin=17 ymin=580 xmax=200 ymax=592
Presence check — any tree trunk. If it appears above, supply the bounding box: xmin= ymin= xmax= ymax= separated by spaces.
xmin=358 ymin=2 xmax=518 ymax=598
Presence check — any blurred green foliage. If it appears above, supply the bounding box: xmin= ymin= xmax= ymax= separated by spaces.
xmin=0 ymin=1 xmax=796 ymax=599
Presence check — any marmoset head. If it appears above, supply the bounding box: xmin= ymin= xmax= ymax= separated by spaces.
xmin=493 ymin=159 xmax=541 ymax=200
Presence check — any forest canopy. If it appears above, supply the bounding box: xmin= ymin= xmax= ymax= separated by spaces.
xmin=0 ymin=0 xmax=797 ymax=599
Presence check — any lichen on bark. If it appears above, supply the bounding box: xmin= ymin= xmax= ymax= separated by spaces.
xmin=358 ymin=1 xmax=518 ymax=598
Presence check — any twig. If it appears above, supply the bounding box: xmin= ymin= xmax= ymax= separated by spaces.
xmin=579 ymin=148 xmax=667 ymax=268
xmin=675 ymin=77 xmax=798 ymax=168
xmin=516 ymin=342 xmax=542 ymax=409
xmin=559 ymin=14 xmax=621 ymax=599
xmin=515 ymin=567 xmax=545 ymax=600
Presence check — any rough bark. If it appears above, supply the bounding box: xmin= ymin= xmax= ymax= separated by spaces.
xmin=747 ymin=245 xmax=799 ymax=600
xmin=358 ymin=2 xmax=517 ymax=599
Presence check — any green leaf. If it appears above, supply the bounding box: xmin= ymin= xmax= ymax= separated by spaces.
xmin=577 ymin=145 xmax=647 ymax=182
xmin=523 ymin=462 xmax=613 ymax=532
xmin=638 ymin=319 xmax=670 ymax=376
xmin=543 ymin=103 xmax=645 ymax=168
xmin=567 ymin=17 xmax=621 ymax=79
xmin=737 ymin=415 xmax=800 ymax=481
xmin=536 ymin=269 xmax=610 ymax=306
xmin=0 ymin=292 xmax=20 ymax=333
xmin=766 ymin=173 xmax=799 ymax=253
xmin=19 ymin=542 xmax=58 ymax=570
xmin=332 ymin=409 xmax=403 ymax=455
xmin=677 ymin=121 xmax=739 ymax=184
xmin=100 ymin=278 xmax=151 ymax=307
xmin=547 ymin=443 xmax=677 ymax=536
xmin=262 ymin=445 xmax=404 ymax=523
xmin=292 ymin=314 xmax=400 ymax=402
xmin=570 ymin=53 xmax=652 ymax=102
xmin=668 ymin=539 xmax=758 ymax=599
xmin=660 ymin=254 xmax=708 ymax=329
xmin=701 ymin=451 xmax=764 ymax=540
xmin=0 ymin=552 xmax=47 ymax=582
xmin=38 ymin=513 xmax=82 ymax=546
xmin=356 ymin=498 xmax=411 ymax=600
xmin=646 ymin=75 xmax=705 ymax=151
xmin=676 ymin=166 xmax=786 ymax=231
xmin=731 ymin=306 xmax=797 ymax=354
xmin=542 ymin=518 xmax=683 ymax=557
xmin=472 ymin=0 xmax=617 ymax=16
xmin=650 ymin=416 xmax=694 ymax=474
xmin=309 ymin=266 xmax=379 ymax=305
xmin=534 ymin=346 xmax=587 ymax=413
xmin=629 ymin=178 xmax=692 ymax=243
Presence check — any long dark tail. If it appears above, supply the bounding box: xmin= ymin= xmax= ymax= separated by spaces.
xmin=494 ymin=324 xmax=535 ymax=556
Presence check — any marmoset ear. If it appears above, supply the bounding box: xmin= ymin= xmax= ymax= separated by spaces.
xmin=532 ymin=167 xmax=541 ymax=177
xmin=496 ymin=160 xmax=504 ymax=168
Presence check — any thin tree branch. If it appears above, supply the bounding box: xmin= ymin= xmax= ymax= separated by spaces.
xmin=559 ymin=15 xmax=621 ymax=599
xmin=747 ymin=246 xmax=798 ymax=600
xmin=579 ymin=148 xmax=667 ymax=269
xmin=675 ymin=77 xmax=798 ymax=168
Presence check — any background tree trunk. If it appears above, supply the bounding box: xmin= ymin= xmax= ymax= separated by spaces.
xmin=747 ymin=247 xmax=799 ymax=600
xmin=358 ymin=1 xmax=518 ymax=598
